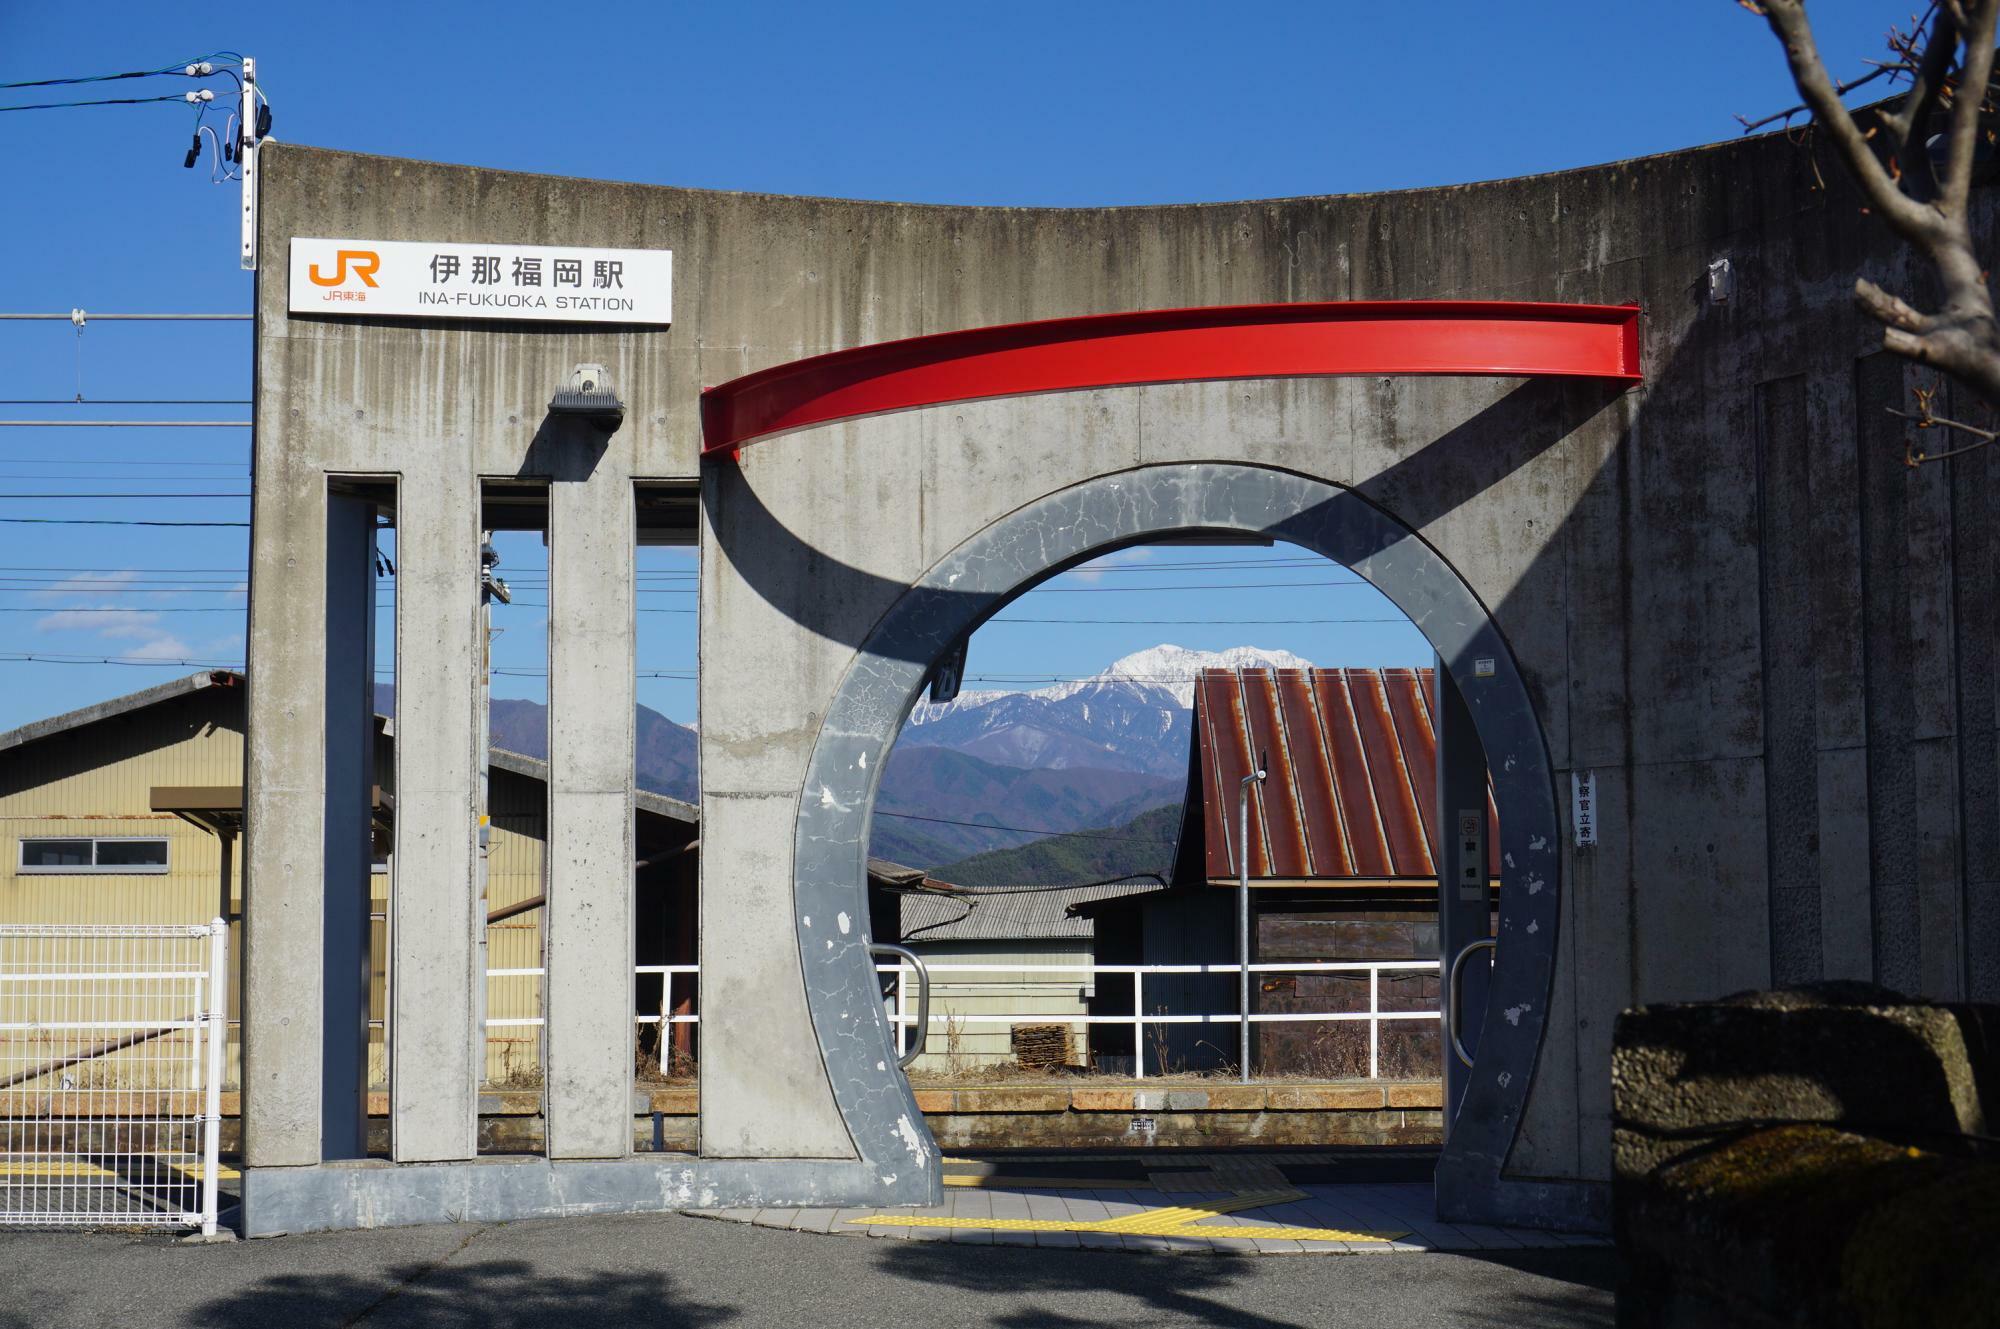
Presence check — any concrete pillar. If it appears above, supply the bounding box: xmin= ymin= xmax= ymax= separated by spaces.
xmin=544 ymin=442 xmax=637 ymax=1159
xmin=243 ymin=472 xmax=330 ymax=1168
xmin=321 ymin=494 xmax=376 ymax=1159
xmin=1436 ymin=661 xmax=1493 ymax=1130
xmin=388 ymin=473 xmax=483 ymax=1162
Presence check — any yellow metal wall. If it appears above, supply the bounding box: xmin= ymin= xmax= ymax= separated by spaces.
xmin=482 ymin=765 xmax=547 ymax=1087
xmin=0 ymin=685 xmax=246 ymax=1091
xmin=902 ymin=939 xmax=1095 ymax=1072
xmin=0 ymin=691 xmax=245 ymax=926
xmin=0 ymin=687 xmax=558 ymax=1093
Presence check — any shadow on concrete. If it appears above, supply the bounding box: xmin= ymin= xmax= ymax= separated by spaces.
xmin=700 ymin=377 xmax=1621 ymax=666
xmin=868 ymin=1239 xmax=1614 ymax=1329
xmin=870 ymin=1241 xmax=1313 ymax=1329
xmin=1449 ymin=1248 xmax=1619 ymax=1329
xmin=190 ymin=1256 xmax=737 ymax=1329
xmin=518 ymin=410 xmax=613 ymax=482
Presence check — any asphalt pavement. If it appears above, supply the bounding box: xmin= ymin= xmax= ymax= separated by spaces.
xmin=0 ymin=1209 xmax=1614 ymax=1328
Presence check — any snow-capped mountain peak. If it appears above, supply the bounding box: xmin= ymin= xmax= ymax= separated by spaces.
xmin=902 ymin=643 xmax=1317 ymax=774
xmin=1050 ymin=644 xmax=1317 ymax=707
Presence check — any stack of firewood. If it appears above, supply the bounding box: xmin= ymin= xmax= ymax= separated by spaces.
xmin=1011 ymin=1023 xmax=1071 ymax=1070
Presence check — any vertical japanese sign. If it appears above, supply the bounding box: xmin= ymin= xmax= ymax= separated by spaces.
xmin=288 ymin=238 xmax=672 ymax=325
xmin=1572 ymin=770 xmax=1598 ymax=847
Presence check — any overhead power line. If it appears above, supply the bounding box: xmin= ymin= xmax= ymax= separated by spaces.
xmin=0 ymin=517 xmax=246 ymax=527
xmin=0 ymin=421 xmax=249 ymax=428
xmin=874 ymin=809 xmax=1173 ymax=844
xmin=0 ymin=94 xmax=197 ymax=113
xmin=991 ymin=615 xmax=1413 ymax=626
xmin=0 ymin=313 xmax=250 ymax=320
xmin=0 ymin=492 xmax=247 ymax=499
xmin=0 ymin=400 xmax=251 ymax=406
xmin=1 ymin=53 xmax=243 ymax=90
xmin=0 ymin=651 xmax=241 ymax=668
xmin=0 ymin=473 xmax=249 ymax=480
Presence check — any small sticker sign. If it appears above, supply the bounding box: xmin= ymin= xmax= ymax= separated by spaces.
xmin=1474 ymin=658 xmax=1496 ymax=678
xmin=1572 ymin=771 xmax=1598 ymax=847
xmin=1457 ymin=808 xmax=1486 ymax=902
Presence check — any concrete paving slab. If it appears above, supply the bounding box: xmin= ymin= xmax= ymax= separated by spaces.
xmin=828 ymin=1207 xmax=875 ymax=1235
xmin=3 ymin=1206 xmax=1620 ymax=1326
xmin=686 ymin=1158 xmax=1599 ymax=1261
xmin=791 ymin=1208 xmax=837 ymax=1234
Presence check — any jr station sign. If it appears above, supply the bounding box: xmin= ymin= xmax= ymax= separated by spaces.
xmin=288 ymin=237 xmax=673 ymax=324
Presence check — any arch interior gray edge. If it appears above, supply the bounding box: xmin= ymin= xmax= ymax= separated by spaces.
xmin=794 ymin=462 xmax=1567 ymax=1225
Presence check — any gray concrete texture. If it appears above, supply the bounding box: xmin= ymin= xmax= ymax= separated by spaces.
xmin=247 ymin=127 xmax=2000 ymax=1229
xmin=765 ymin=460 xmax=1567 ymax=1224
xmin=0 ymin=1211 xmax=1615 ymax=1329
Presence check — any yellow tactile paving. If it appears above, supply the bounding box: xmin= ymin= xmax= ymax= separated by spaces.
xmin=852 ymin=1185 xmax=1405 ymax=1244
xmin=0 ymin=1157 xmax=237 ymax=1181
xmin=0 ymin=1160 xmax=117 ymax=1178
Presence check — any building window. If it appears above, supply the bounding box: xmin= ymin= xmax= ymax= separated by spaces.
xmin=18 ymin=837 xmax=170 ymax=875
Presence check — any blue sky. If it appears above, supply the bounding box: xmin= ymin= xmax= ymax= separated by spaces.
xmin=0 ymin=2 xmax=1893 ymax=728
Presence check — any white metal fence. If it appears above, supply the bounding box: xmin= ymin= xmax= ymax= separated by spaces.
xmin=0 ymin=921 xmax=227 ymax=1232
xmin=879 ymin=960 xmax=1441 ymax=1079
xmin=484 ymin=958 xmax=1440 ymax=1081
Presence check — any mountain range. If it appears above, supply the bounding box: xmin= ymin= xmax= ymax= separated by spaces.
xmin=902 ymin=644 xmax=1312 ymax=779
xmin=375 ymin=643 xmax=1312 ymax=872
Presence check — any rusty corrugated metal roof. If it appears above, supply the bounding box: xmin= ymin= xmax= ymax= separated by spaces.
xmin=1194 ymin=667 xmax=1500 ymax=884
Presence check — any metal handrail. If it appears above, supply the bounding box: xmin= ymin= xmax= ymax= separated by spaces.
xmin=1447 ymin=938 xmax=1497 ymax=1068
xmin=481 ymin=957 xmax=1449 ymax=1079
xmin=868 ymin=943 xmax=930 ymax=1071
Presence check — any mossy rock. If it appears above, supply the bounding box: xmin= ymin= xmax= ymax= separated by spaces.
xmin=1612 ymin=987 xmax=1998 ymax=1182
xmin=1622 ymin=1121 xmax=2000 ymax=1327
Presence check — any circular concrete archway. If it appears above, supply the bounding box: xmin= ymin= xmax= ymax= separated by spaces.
xmin=793 ymin=461 xmax=1563 ymax=1221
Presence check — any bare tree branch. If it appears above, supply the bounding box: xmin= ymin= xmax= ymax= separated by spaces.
xmin=1734 ymin=61 xmax=1899 ymax=132
xmin=1875 ymin=6 xmax=1955 ymax=180
xmin=1758 ymin=0 xmax=1944 ymax=239
xmin=1886 ymin=382 xmax=1999 ymax=466
xmin=1752 ymin=1 xmax=2000 ymax=408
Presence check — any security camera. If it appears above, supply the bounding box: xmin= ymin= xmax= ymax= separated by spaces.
xmin=570 ymin=363 xmax=610 ymax=395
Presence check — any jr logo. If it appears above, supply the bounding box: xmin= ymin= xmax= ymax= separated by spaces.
xmin=308 ymin=249 xmax=380 ymax=288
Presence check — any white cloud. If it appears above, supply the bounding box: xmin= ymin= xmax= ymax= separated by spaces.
xmin=33 ymin=570 xmax=140 ymax=599
xmin=35 ymin=608 xmax=162 ymax=635
xmin=34 ymin=604 xmax=207 ymax=664
xmin=30 ymin=569 xmax=245 ymax=664
xmin=124 ymin=636 xmax=196 ymax=661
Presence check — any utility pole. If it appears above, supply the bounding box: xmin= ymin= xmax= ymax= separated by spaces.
xmin=239 ymin=56 xmax=264 ymax=269
xmin=1237 ymin=752 xmax=1266 ymax=1085
xmin=476 ymin=538 xmax=509 ymax=1083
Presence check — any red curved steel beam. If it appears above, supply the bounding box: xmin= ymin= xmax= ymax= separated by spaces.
xmin=700 ymin=300 xmax=1641 ymax=457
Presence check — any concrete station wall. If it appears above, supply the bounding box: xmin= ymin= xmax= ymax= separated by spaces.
xmin=250 ymin=127 xmax=2000 ymax=1224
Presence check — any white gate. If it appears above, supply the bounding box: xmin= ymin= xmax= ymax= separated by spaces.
xmin=0 ymin=920 xmax=227 ymax=1232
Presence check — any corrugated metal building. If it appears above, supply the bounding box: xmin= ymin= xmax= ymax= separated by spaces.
xmin=896 ymin=882 xmax=1156 ymax=1072
xmin=0 ymin=672 xmax=703 ymax=1094
xmin=1189 ymin=666 xmax=1498 ymax=888
xmin=0 ymin=673 xmax=250 ymax=1094
xmin=0 ymin=672 xmax=954 ymax=1099
xmin=1085 ymin=665 xmax=1496 ymax=1077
